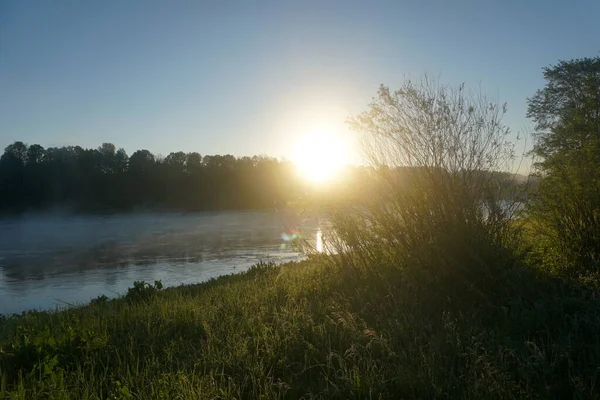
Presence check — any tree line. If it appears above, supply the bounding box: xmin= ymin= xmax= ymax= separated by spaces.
xmin=0 ymin=143 xmax=302 ymax=214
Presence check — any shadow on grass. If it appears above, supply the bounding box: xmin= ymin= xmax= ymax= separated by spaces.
xmin=1 ymin=257 xmax=600 ymax=399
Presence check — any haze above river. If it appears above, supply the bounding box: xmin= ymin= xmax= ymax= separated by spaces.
xmin=0 ymin=210 xmax=322 ymax=315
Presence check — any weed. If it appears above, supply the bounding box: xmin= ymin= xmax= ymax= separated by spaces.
xmin=125 ymin=280 xmax=163 ymax=303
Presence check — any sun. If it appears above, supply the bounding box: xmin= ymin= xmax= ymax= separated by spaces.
xmin=293 ymin=131 xmax=347 ymax=182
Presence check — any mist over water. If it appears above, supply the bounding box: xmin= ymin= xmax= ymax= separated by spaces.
xmin=0 ymin=210 xmax=323 ymax=315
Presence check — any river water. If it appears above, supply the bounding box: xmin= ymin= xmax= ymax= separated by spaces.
xmin=0 ymin=210 xmax=323 ymax=315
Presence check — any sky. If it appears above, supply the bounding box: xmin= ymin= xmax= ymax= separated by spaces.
xmin=1 ymin=0 xmax=599 ymax=168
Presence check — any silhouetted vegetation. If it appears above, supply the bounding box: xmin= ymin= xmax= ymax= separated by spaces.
xmin=1 ymin=57 xmax=600 ymax=398
xmin=0 ymin=142 xmax=528 ymax=216
xmin=0 ymin=144 xmax=303 ymax=214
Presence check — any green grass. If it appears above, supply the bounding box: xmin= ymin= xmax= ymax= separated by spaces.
xmin=1 ymin=255 xmax=600 ymax=399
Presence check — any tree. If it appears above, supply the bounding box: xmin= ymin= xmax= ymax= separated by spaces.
xmin=0 ymin=142 xmax=29 ymax=211
xmin=1 ymin=141 xmax=28 ymax=167
xmin=527 ymin=57 xmax=600 ymax=271
xmin=97 ymin=143 xmax=117 ymax=174
xmin=26 ymin=144 xmax=46 ymax=165
xmin=164 ymin=151 xmax=186 ymax=168
xmin=115 ymin=148 xmax=129 ymax=173
xmin=186 ymin=152 xmax=202 ymax=173
xmin=528 ymin=58 xmax=600 ymax=158
xmin=129 ymin=150 xmax=155 ymax=174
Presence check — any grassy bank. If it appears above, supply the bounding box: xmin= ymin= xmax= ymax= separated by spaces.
xmin=1 ymin=253 xmax=600 ymax=399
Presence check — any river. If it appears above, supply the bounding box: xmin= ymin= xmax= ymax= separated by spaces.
xmin=0 ymin=210 xmax=323 ymax=315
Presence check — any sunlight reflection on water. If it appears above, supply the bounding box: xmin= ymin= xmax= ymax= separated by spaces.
xmin=316 ymin=229 xmax=323 ymax=253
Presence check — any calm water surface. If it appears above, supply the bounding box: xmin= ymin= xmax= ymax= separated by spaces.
xmin=0 ymin=210 xmax=323 ymax=315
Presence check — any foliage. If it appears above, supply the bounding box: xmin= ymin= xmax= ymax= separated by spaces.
xmin=89 ymin=295 xmax=109 ymax=306
xmin=0 ymin=145 xmax=302 ymax=214
xmin=347 ymin=78 xmax=522 ymax=236
xmin=526 ymin=57 xmax=600 ymax=272
xmin=0 ymin=257 xmax=600 ymax=399
xmin=315 ymin=78 xmax=526 ymax=308
xmin=125 ymin=280 xmax=163 ymax=303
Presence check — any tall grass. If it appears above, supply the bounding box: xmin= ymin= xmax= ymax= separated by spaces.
xmin=1 ymin=255 xmax=600 ymax=399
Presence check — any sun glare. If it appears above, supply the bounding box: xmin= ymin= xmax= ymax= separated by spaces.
xmin=293 ymin=131 xmax=347 ymax=183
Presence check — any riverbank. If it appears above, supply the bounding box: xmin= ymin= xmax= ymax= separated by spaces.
xmin=0 ymin=210 xmax=319 ymax=315
xmin=1 ymin=255 xmax=600 ymax=399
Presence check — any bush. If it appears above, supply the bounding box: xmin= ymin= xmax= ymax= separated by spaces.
xmin=324 ymin=77 xmax=525 ymax=308
xmin=125 ymin=280 xmax=163 ymax=303
xmin=90 ymin=294 xmax=109 ymax=306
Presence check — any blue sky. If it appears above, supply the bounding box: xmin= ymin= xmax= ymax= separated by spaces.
xmin=1 ymin=0 xmax=598 ymax=165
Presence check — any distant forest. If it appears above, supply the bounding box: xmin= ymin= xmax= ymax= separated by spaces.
xmin=0 ymin=141 xmax=528 ymax=215
xmin=0 ymin=141 xmax=309 ymax=214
